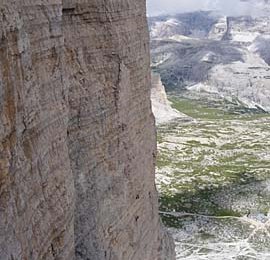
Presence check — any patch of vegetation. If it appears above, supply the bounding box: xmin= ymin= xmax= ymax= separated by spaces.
xmin=160 ymin=214 xmax=184 ymax=229
xmin=156 ymin=95 xmax=270 ymax=227
xmin=169 ymin=95 xmax=270 ymax=121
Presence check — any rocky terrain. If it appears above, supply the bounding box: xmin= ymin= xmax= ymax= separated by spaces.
xmin=0 ymin=1 xmax=175 ymax=259
xmin=149 ymin=10 xmax=270 ymax=111
xmin=149 ymin=6 xmax=270 ymax=260
xmin=156 ymin=95 xmax=270 ymax=259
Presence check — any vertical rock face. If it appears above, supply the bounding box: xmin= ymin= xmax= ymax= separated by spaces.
xmin=63 ymin=1 xmax=175 ymax=259
xmin=0 ymin=1 xmax=75 ymax=259
xmin=151 ymin=73 xmax=186 ymax=124
xmin=0 ymin=1 xmax=175 ymax=260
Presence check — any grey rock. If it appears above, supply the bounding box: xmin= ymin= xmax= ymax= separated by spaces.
xmin=151 ymin=72 xmax=189 ymax=124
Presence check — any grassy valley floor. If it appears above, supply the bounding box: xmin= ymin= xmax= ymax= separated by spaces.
xmin=156 ymin=94 xmax=270 ymax=259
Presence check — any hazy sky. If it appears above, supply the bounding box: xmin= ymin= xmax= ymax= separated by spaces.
xmin=147 ymin=0 xmax=268 ymax=17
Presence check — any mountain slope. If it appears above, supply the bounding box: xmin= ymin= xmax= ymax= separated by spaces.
xmin=149 ymin=11 xmax=270 ymax=111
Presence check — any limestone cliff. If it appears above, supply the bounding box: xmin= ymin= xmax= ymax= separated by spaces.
xmin=0 ymin=1 xmax=175 ymax=260
xmin=151 ymin=72 xmax=189 ymax=124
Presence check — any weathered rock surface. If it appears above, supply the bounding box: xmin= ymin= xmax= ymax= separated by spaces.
xmin=0 ymin=1 xmax=175 ymax=259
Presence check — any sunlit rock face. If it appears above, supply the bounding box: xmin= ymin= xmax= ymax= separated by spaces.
xmin=63 ymin=1 xmax=175 ymax=259
xmin=0 ymin=1 xmax=175 ymax=259
xmin=151 ymin=73 xmax=188 ymax=124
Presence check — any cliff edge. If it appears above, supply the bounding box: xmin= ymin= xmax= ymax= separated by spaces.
xmin=0 ymin=1 xmax=175 ymax=259
xmin=151 ymin=72 xmax=189 ymax=124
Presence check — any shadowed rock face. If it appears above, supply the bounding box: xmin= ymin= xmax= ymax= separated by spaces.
xmin=0 ymin=1 xmax=175 ymax=260
xmin=250 ymin=36 xmax=270 ymax=65
xmin=151 ymin=39 xmax=244 ymax=89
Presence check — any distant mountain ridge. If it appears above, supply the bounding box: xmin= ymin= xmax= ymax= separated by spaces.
xmin=149 ymin=11 xmax=270 ymax=111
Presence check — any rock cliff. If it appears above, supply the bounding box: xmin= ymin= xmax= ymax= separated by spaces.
xmin=149 ymin=11 xmax=270 ymax=111
xmin=151 ymin=73 xmax=187 ymax=124
xmin=0 ymin=1 xmax=175 ymax=259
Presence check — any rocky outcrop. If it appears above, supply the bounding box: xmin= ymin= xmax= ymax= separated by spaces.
xmin=151 ymin=73 xmax=187 ymax=124
xmin=208 ymin=16 xmax=228 ymax=41
xmin=0 ymin=1 xmax=175 ymax=260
